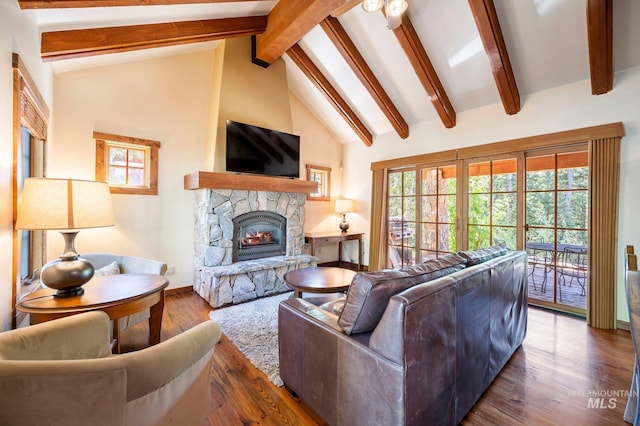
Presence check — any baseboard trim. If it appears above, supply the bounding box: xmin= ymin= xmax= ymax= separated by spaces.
xmin=617 ymin=320 xmax=630 ymax=331
xmin=165 ymin=286 xmax=194 ymax=296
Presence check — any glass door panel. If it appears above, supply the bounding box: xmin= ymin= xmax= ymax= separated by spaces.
xmin=467 ymin=158 xmax=517 ymax=250
xmin=525 ymin=151 xmax=588 ymax=314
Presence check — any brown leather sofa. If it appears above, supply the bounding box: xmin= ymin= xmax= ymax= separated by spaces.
xmin=278 ymin=249 xmax=528 ymax=426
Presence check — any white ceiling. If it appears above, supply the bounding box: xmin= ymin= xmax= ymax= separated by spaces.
xmin=23 ymin=0 xmax=640 ymax=144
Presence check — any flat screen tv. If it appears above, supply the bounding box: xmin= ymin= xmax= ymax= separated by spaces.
xmin=226 ymin=120 xmax=300 ymax=178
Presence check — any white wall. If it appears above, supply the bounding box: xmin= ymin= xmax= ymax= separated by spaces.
xmin=0 ymin=3 xmax=53 ymax=331
xmin=343 ymin=65 xmax=640 ymax=322
xmin=49 ymin=50 xmax=216 ymax=290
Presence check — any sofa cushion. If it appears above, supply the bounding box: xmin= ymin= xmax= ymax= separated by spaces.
xmin=337 ymin=253 xmax=466 ymax=335
xmin=93 ymin=261 xmax=120 ymax=277
xmin=457 ymin=244 xmax=508 ymax=266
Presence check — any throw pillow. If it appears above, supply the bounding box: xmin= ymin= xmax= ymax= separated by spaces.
xmin=93 ymin=261 xmax=120 ymax=277
xmin=457 ymin=244 xmax=508 ymax=266
xmin=319 ymin=296 xmax=347 ymax=316
xmin=338 ymin=253 xmax=466 ymax=335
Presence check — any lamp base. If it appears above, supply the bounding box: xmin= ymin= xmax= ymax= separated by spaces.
xmin=41 ymin=231 xmax=94 ymax=298
xmin=339 ymin=218 xmax=350 ymax=233
xmin=41 ymin=257 xmax=94 ymax=298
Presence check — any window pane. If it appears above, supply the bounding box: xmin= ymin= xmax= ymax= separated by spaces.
xmin=403 ymin=197 xmax=416 ymax=221
xmin=468 ymin=193 xmax=490 ymax=225
xmin=468 ymin=225 xmax=490 ymax=250
xmin=468 ymin=162 xmax=490 ymax=193
xmin=493 ymin=227 xmax=516 ymax=250
xmin=438 ymin=195 xmax=456 ymax=223
xmin=128 ymin=149 xmax=145 ymax=166
xmin=421 ymin=223 xmax=436 ymax=250
xmin=388 ymin=197 xmax=402 ymax=218
xmin=421 ymin=168 xmax=437 ymax=195
xmin=557 ymin=229 xmax=588 ymax=247
xmin=388 ymin=172 xmax=402 ymax=196
xmin=403 ymin=171 xmax=416 ymax=195
xmin=492 ymin=193 xmax=517 ymax=226
xmin=421 ymin=250 xmax=437 ymax=261
xmin=526 ymin=155 xmax=555 ymax=191
xmin=109 ymin=147 xmax=127 ymax=166
xmin=128 ymin=168 xmax=144 ymax=185
xmin=110 ymin=166 xmax=126 ymax=184
xmin=421 ymin=196 xmax=437 ymax=222
xmin=441 ymin=166 xmax=456 ymax=194
xmin=389 ymin=221 xmax=408 ymax=244
xmin=526 ymin=192 xmax=556 ymax=227
xmin=492 ymin=159 xmax=517 ymax=192
xmin=439 ymin=223 xmax=456 ymax=252
xmin=404 ymin=223 xmax=416 ymax=248
xmin=557 ymin=190 xmax=588 ymax=230
xmin=558 ymin=165 xmax=588 ymax=190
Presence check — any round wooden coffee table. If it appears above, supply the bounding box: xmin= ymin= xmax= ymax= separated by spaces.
xmin=16 ymin=273 xmax=168 ymax=353
xmin=284 ymin=267 xmax=357 ymax=298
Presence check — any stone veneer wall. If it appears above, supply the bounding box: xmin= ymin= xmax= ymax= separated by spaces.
xmin=193 ymin=188 xmax=316 ymax=307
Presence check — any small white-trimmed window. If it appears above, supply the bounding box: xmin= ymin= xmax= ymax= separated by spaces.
xmin=95 ymin=131 xmax=160 ymax=195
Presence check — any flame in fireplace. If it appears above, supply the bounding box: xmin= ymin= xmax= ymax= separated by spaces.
xmin=241 ymin=231 xmax=273 ymax=246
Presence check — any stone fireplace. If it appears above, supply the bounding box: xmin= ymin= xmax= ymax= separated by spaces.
xmin=187 ymin=173 xmax=319 ymax=308
xmin=232 ymin=211 xmax=286 ymax=262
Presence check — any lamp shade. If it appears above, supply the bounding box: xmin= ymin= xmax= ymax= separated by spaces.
xmin=16 ymin=178 xmax=115 ymax=231
xmin=335 ymin=199 xmax=355 ymax=214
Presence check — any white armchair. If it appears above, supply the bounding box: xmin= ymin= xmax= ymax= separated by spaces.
xmin=0 ymin=311 xmax=221 ymax=426
xmin=83 ymin=253 xmax=167 ymax=330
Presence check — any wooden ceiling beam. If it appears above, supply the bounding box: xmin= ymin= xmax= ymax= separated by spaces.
xmin=331 ymin=0 xmax=360 ymax=17
xmin=468 ymin=0 xmax=520 ymax=115
xmin=587 ymin=0 xmax=613 ymax=95
xmin=391 ymin=14 xmax=456 ymax=129
xmin=40 ymin=16 xmax=266 ymax=62
xmin=287 ymin=43 xmax=373 ymax=147
xmin=19 ymin=0 xmax=268 ymax=8
xmin=320 ymin=16 xmax=409 ymax=139
xmin=252 ymin=0 xmax=348 ymax=66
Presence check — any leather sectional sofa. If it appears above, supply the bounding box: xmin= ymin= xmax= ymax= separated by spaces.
xmin=278 ymin=247 xmax=528 ymax=425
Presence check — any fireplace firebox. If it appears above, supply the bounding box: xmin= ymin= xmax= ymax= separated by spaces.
xmin=232 ymin=211 xmax=286 ymax=262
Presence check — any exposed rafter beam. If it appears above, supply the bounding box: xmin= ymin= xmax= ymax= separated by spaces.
xmin=19 ymin=0 xmax=268 ymax=8
xmin=587 ymin=0 xmax=613 ymax=95
xmin=331 ymin=0 xmax=360 ymax=17
xmin=320 ymin=16 xmax=409 ymax=139
xmin=287 ymin=43 xmax=373 ymax=147
xmin=252 ymin=0 xmax=348 ymax=67
xmin=40 ymin=16 xmax=266 ymax=62
xmin=391 ymin=14 xmax=456 ymax=129
xmin=468 ymin=0 xmax=520 ymax=115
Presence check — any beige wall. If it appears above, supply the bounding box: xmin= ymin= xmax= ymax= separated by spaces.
xmin=213 ymin=37 xmax=293 ymax=172
xmin=0 ymin=2 xmax=53 ymax=331
xmin=289 ymin=93 xmax=349 ymax=263
xmin=49 ymin=50 xmax=216 ymax=290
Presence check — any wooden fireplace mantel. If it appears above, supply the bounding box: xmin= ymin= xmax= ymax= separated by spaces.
xmin=184 ymin=171 xmax=318 ymax=194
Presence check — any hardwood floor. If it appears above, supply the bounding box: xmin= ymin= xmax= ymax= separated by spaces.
xmin=120 ymin=291 xmax=634 ymax=425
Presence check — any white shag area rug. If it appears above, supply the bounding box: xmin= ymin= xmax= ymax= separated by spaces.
xmin=208 ymin=292 xmax=291 ymax=387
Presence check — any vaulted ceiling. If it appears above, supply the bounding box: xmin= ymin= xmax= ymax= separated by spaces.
xmin=18 ymin=0 xmax=640 ymax=145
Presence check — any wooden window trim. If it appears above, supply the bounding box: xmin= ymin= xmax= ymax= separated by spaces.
xmin=12 ymin=53 xmax=49 ymax=329
xmin=94 ymin=131 xmax=160 ymax=195
xmin=306 ymin=164 xmax=331 ymax=201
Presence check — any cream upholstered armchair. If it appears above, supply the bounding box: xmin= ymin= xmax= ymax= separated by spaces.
xmin=0 ymin=311 xmax=221 ymax=426
xmin=83 ymin=253 xmax=167 ymax=330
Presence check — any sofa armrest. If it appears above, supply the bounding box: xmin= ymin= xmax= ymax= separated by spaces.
xmin=0 ymin=311 xmax=112 ymax=361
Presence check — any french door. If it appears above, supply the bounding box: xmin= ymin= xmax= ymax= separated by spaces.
xmin=525 ymin=148 xmax=588 ymax=314
xmin=385 ymin=146 xmax=589 ymax=315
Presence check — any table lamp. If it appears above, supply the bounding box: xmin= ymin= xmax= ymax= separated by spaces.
xmin=15 ymin=178 xmax=115 ymax=297
xmin=335 ymin=199 xmax=355 ymax=233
